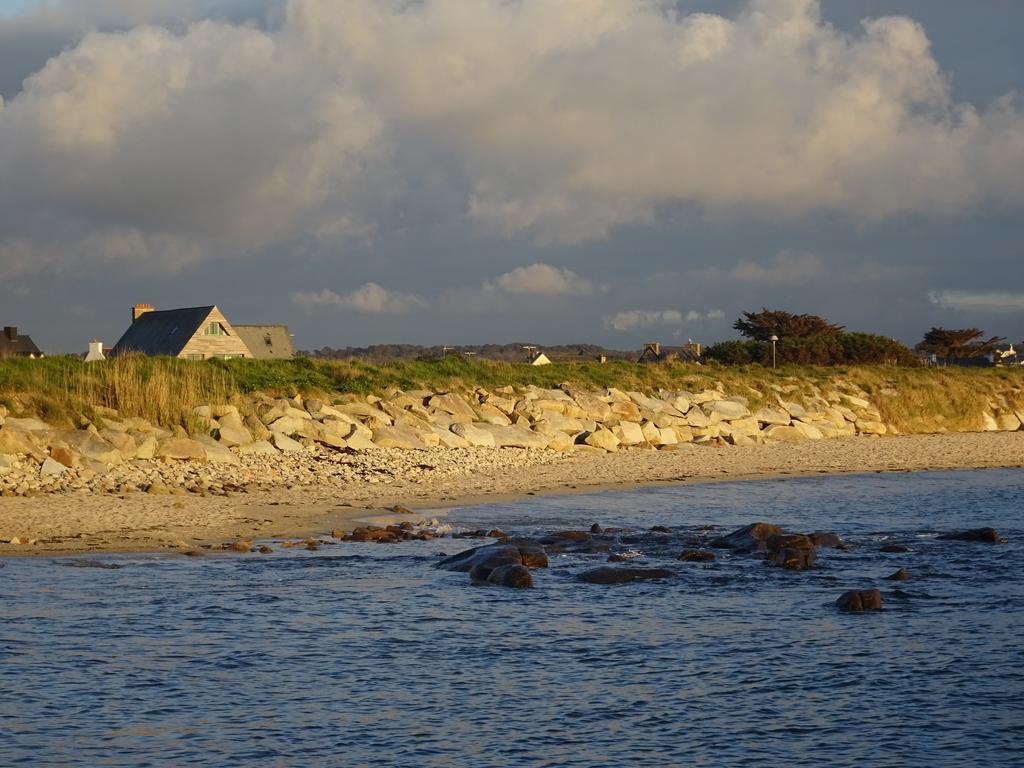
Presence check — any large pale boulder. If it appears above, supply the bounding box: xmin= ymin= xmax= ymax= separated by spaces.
xmin=856 ymin=420 xmax=887 ymax=436
xmin=754 ymin=406 xmax=791 ymax=426
xmin=475 ymin=403 xmax=512 ymax=426
xmin=685 ymin=408 xmax=712 ymax=428
xmin=427 ymin=393 xmax=477 ymax=423
xmin=195 ymin=436 xmax=241 ymax=465
xmin=474 ymin=424 xmax=549 ymax=449
xmin=336 ymin=402 xmax=392 ymax=424
xmin=235 ymin=440 xmax=278 ymax=456
xmin=345 ymin=427 xmax=377 ymax=451
xmin=534 ymin=412 xmax=585 ymax=435
xmin=41 ymin=457 xmax=70 ymax=477
xmin=261 ymin=403 xmax=313 ymax=424
xmin=704 ymin=400 xmax=751 ymax=420
xmin=217 ymin=410 xmax=247 ymax=432
xmin=996 ymin=413 xmax=1021 ymax=432
xmin=432 ymin=426 xmax=469 ymax=449
xmin=451 ymin=423 xmax=497 ymax=447
xmin=609 ymin=401 xmax=642 ymax=423
xmin=156 ymin=437 xmax=207 ymax=461
xmin=778 ymin=400 xmax=808 ymax=420
xmin=584 ymin=428 xmax=620 ymax=452
xmin=612 ymin=421 xmax=646 ymax=446
xmin=565 ymin=390 xmax=612 ymax=421
xmin=270 ymin=432 xmax=303 ymax=452
xmin=792 ymin=421 xmax=824 ymax=440
xmin=371 ymin=426 xmax=423 ymax=449
xmin=544 ymin=432 xmax=577 ymax=452
xmin=0 ymin=428 xmax=38 ymax=457
xmin=100 ymin=430 xmax=138 ymax=458
xmin=3 ymin=416 xmax=51 ymax=432
xmin=135 ymin=435 xmax=159 ymax=460
xmin=267 ymin=416 xmax=310 ymax=437
xmin=762 ymin=425 xmax=808 ymax=442
xmin=726 ymin=417 xmax=761 ymax=436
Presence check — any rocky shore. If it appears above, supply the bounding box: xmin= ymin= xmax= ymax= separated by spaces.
xmin=1 ymin=379 xmax=1023 ymax=553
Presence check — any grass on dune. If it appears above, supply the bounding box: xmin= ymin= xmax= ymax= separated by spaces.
xmin=1 ymin=355 xmax=1021 ymax=431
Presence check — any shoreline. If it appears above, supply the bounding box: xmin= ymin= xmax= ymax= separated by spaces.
xmin=1 ymin=431 xmax=1022 ymax=557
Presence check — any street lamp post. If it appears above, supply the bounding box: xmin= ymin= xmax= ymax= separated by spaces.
xmin=770 ymin=335 xmax=779 ymax=369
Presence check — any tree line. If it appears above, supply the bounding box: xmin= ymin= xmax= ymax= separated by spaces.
xmin=703 ymin=309 xmax=1014 ymax=366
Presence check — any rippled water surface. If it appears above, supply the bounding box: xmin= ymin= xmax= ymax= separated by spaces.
xmin=2 ymin=469 xmax=1023 ymax=767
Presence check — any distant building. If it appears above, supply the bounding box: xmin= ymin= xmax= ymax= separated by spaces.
xmin=0 ymin=326 xmax=42 ymax=358
xmin=84 ymin=340 xmax=106 ymax=362
xmin=530 ymin=351 xmax=552 ymax=366
xmin=233 ymin=325 xmax=294 ymax=360
xmin=638 ymin=341 xmax=702 ymax=364
xmin=111 ymin=304 xmax=251 ymax=360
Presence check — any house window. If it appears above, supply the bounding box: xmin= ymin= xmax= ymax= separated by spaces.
xmin=186 ymin=353 xmax=204 ymax=361
xmin=205 ymin=322 xmax=226 ymax=336
xmin=263 ymin=334 xmax=273 ymax=347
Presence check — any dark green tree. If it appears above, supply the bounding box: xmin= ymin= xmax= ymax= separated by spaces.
xmin=733 ymin=309 xmax=844 ymax=341
xmin=915 ymin=327 xmax=1004 ymax=359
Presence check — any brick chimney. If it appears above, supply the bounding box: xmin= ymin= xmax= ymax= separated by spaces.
xmin=132 ymin=304 xmax=155 ymax=323
xmin=3 ymin=326 xmax=16 ymax=341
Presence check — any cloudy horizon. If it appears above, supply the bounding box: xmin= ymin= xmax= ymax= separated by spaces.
xmin=1 ymin=0 xmax=1022 ymax=354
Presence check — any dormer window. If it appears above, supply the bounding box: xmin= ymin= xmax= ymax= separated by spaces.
xmin=205 ymin=322 xmax=227 ymax=336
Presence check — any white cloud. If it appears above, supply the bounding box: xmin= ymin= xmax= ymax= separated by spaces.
xmin=291 ymin=282 xmax=427 ymax=314
xmin=726 ymin=250 xmax=824 ymax=284
xmin=606 ymin=308 xmax=725 ymax=331
xmin=927 ymin=290 xmax=1024 ymax=313
xmin=484 ymin=263 xmax=596 ymax=296
xmin=605 ymin=310 xmax=683 ymax=332
xmin=1 ymin=0 xmax=1024 ymax=272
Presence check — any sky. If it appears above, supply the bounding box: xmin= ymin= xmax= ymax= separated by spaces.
xmin=0 ymin=0 xmax=1022 ymax=354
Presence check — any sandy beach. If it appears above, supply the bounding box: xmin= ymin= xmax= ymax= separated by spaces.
xmin=0 ymin=431 xmax=1021 ymax=555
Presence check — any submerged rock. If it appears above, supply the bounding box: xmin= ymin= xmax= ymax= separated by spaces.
xmin=809 ymin=532 xmax=845 ymax=549
xmin=766 ymin=533 xmax=816 ymax=570
xmin=577 ymin=566 xmax=675 ymax=584
xmin=886 ymin=568 xmax=910 ymax=581
xmin=486 ymin=564 xmax=533 ymax=588
xmin=711 ymin=522 xmax=783 ymax=552
xmin=937 ymin=528 xmax=1005 ymax=543
xmin=437 ymin=539 xmax=549 ymax=575
xmin=679 ymin=549 xmax=715 ymax=562
xmin=836 ymin=589 xmax=883 ymax=612
xmin=880 ymin=544 xmax=911 ymax=553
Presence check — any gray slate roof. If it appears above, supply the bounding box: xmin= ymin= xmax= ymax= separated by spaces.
xmin=111 ymin=306 xmax=215 ymax=357
xmin=233 ymin=325 xmax=294 ymax=360
xmin=0 ymin=327 xmax=42 ymax=358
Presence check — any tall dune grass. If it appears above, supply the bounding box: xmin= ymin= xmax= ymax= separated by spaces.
xmin=0 ymin=355 xmax=1020 ymax=431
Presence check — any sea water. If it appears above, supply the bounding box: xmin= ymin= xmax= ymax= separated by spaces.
xmin=1 ymin=469 xmax=1022 ymax=767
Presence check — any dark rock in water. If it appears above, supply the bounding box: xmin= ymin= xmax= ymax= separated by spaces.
xmin=258 ymin=545 xmax=274 ymax=554
xmin=650 ymin=525 xmax=672 ymax=533
xmin=880 ymin=544 xmax=911 ymax=553
xmin=486 ymin=564 xmax=533 ymax=588
xmin=679 ymin=549 xmax=715 ymax=562
xmin=486 ymin=529 xmax=507 ymax=539
xmin=60 ymin=559 xmax=124 ymax=570
xmin=539 ymin=530 xmax=592 ymax=543
xmin=886 ymin=568 xmax=910 ymax=581
xmin=836 ymin=589 xmax=883 ymax=612
xmin=937 ymin=528 xmax=1005 ymax=543
xmin=590 ymin=523 xmax=602 ymax=534
xmin=577 ymin=566 xmax=675 ymax=584
xmin=437 ymin=539 xmax=548 ymax=574
xmin=766 ymin=533 xmax=816 ymax=570
xmin=228 ymin=540 xmax=253 ymax=553
xmin=711 ymin=522 xmax=783 ymax=552
xmin=607 ymin=551 xmax=640 ymax=562
xmin=809 ymin=531 xmax=844 ymax=549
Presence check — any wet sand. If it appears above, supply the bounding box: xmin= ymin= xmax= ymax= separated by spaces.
xmin=1 ymin=432 xmax=1022 ymax=555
